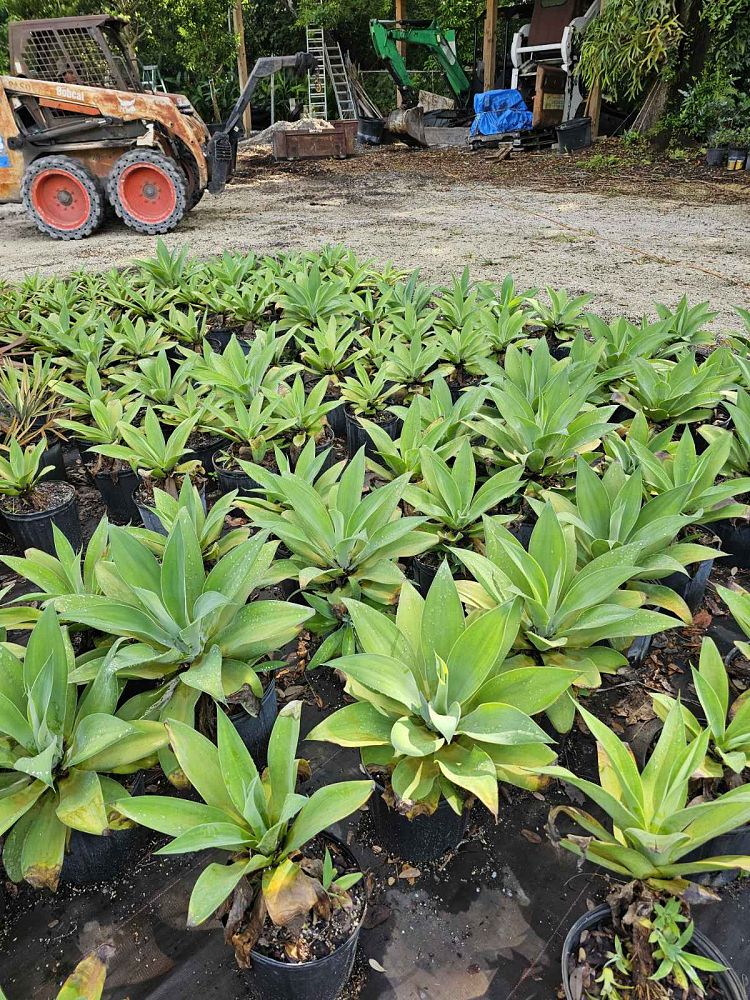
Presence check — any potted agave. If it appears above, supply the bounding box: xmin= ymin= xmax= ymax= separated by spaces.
xmin=209 ymin=395 xmax=291 ymax=497
xmin=58 ymin=397 xmax=141 ymax=522
xmin=56 ymin=513 xmax=311 ymax=777
xmin=340 ymin=362 xmax=399 ymax=459
xmin=93 ymin=409 xmax=203 ymax=532
xmin=0 ymin=438 xmax=80 ymax=554
xmin=271 ymin=374 xmax=343 ymax=469
xmin=547 ymin=702 xmax=750 ymax=1000
xmin=308 ymin=564 xmax=576 ymax=861
xmin=117 ymin=701 xmax=373 ymax=1000
xmin=297 ymin=316 xmax=367 ymax=436
xmin=0 ymin=608 xmax=168 ymax=889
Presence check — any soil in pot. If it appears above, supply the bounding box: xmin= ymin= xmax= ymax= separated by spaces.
xmin=345 ymin=406 xmax=398 ymax=459
xmin=239 ymin=833 xmax=365 ymax=1000
xmin=0 ymin=481 xmax=81 ymax=554
xmin=562 ymin=902 xmax=745 ymax=1000
xmin=367 ymin=775 xmax=470 ymax=862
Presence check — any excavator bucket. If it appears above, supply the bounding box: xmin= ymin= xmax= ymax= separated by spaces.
xmin=385 ymin=106 xmax=427 ymax=146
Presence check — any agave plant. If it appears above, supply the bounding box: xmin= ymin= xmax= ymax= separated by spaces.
xmin=358 ymin=392 xmax=466 ymax=483
xmin=544 ymin=700 xmax=750 ymax=888
xmin=403 ymin=438 xmax=524 ymax=552
xmin=270 ymin=374 xmax=339 ymax=454
xmin=189 ymin=334 xmax=293 ymax=405
xmin=339 ymin=362 xmax=397 ymax=418
xmin=526 ymin=287 xmax=593 ymax=341
xmin=615 ymin=350 xmax=736 ymax=424
xmin=603 ymin=410 xmax=677 ymax=474
xmin=468 ymin=364 xmax=618 ymax=484
xmin=56 ymin=514 xmax=311 ymax=785
xmin=116 ymin=701 xmax=373 ymax=965
xmin=56 ymin=398 xmax=141 ymax=467
xmin=111 ymin=349 xmax=197 ymax=408
xmin=586 ymin=313 xmax=677 ymax=377
xmin=244 ymin=449 xmax=435 ymax=654
xmin=296 ymin=315 xmax=365 ymax=379
xmin=307 ymin=565 xmax=577 ymax=816
xmin=102 ymin=272 xmax=179 ymax=318
xmin=53 ymin=363 xmax=127 ymax=420
xmin=431 ymin=318 xmax=497 ymax=387
xmin=234 ymin=439 xmax=346 ymax=521
xmin=0 ymin=438 xmax=55 ymax=499
xmin=654 ymin=297 xmax=716 ymax=350
xmin=699 ymin=387 xmax=750 ymax=475
xmin=0 ymin=607 xmax=168 ymax=890
xmin=93 ymin=409 xmax=201 ymax=498
xmin=536 ymin=458 xmax=717 ymax=617
xmin=628 ymin=427 xmax=750 ymax=524
xmin=473 ymin=305 xmax=532 ymax=360
xmin=130 ymin=240 xmax=199 ymax=289
xmin=123 ymin=479 xmax=251 ymax=562
xmin=381 ymin=328 xmax=442 ymax=397
xmin=209 ymin=394 xmax=291 ymax=470
xmin=0 ymin=354 xmax=64 ymax=446
xmin=105 ymin=313 xmax=173 ymax=361
xmin=275 ymin=267 xmax=357 ymax=332
xmin=452 ymin=505 xmax=683 ymax=730
xmin=651 ymin=637 xmax=750 ymax=780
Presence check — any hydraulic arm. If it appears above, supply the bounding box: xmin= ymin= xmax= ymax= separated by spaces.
xmin=369 ymin=19 xmax=471 ymax=109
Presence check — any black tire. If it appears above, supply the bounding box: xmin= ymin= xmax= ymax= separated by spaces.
xmin=107 ymin=148 xmax=188 ymax=235
xmin=180 ymin=156 xmax=205 ymax=211
xmin=21 ymin=155 xmax=105 ymax=241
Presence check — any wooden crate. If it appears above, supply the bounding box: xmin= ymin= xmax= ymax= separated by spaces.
xmin=272 ymin=122 xmax=355 ymax=161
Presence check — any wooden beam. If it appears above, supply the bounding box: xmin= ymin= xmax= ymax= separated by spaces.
xmin=232 ymin=0 xmax=252 ymax=134
xmin=395 ymin=0 xmax=406 ymax=106
xmin=483 ymin=0 xmax=497 ymax=92
xmin=587 ymin=0 xmax=605 ymax=136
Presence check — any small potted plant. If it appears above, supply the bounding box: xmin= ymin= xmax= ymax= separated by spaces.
xmin=93 ymin=408 xmax=202 ymax=531
xmin=57 ymin=515 xmax=312 ymax=780
xmin=210 ymin=395 xmax=291 ymax=497
xmin=0 ymin=607 xmax=168 ymax=889
xmin=340 ymin=361 xmax=399 ymax=459
xmin=0 ymin=438 xmax=80 ymax=553
xmin=402 ymin=437 xmax=525 ymax=594
xmin=546 ymin=701 xmax=750 ymax=999
xmin=116 ymin=701 xmax=373 ymax=1000
xmin=297 ymin=315 xmax=366 ymax=435
xmin=271 ymin=374 xmax=342 ymax=469
xmin=58 ymin=397 xmax=141 ymax=522
xmin=308 ymin=563 xmax=573 ymax=861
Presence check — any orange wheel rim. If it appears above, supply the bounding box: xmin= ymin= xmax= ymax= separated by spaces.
xmin=119 ymin=163 xmax=176 ymax=224
xmin=31 ymin=169 xmax=91 ymax=230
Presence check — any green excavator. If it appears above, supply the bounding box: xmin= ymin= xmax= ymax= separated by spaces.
xmin=369 ymin=19 xmax=474 ymax=143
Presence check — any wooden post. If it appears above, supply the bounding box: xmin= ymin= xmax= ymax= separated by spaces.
xmin=232 ymin=0 xmax=252 ymax=134
xmin=395 ymin=0 xmax=406 ymax=107
xmin=483 ymin=0 xmax=497 ymax=92
xmin=588 ymin=0 xmax=604 ymax=137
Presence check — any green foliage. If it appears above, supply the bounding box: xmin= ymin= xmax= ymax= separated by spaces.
xmin=55 ymin=514 xmax=311 ymax=786
xmin=307 ymin=564 xmax=569 ymax=816
xmin=545 ymin=700 xmax=750 ymax=885
xmin=648 ymin=897 xmax=727 ymax=993
xmin=0 ymin=439 xmax=54 ymax=498
xmin=117 ymin=701 xmax=372 ymax=961
xmin=0 ymin=607 xmax=167 ymax=891
xmin=652 ymin=637 xmax=750 ymax=779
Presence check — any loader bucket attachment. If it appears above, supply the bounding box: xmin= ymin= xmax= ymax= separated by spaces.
xmin=385 ymin=106 xmax=427 ymax=146
xmin=207 ymin=131 xmax=234 ymax=194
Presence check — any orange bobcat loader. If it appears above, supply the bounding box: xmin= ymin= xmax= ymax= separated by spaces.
xmin=0 ymin=15 xmax=313 ymax=239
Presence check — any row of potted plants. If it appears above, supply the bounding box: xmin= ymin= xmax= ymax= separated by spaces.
xmin=0 ymin=246 xmax=749 ymax=998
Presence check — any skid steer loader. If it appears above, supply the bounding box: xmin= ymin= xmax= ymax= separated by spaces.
xmin=0 ymin=16 xmax=314 ymax=239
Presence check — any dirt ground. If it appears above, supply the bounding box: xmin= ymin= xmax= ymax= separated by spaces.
xmin=1 ymin=140 xmax=749 ymax=329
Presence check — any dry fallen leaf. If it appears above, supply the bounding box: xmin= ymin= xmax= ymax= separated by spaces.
xmin=521 ymin=829 xmax=542 ymax=844
xmin=399 ymin=865 xmax=421 ymax=879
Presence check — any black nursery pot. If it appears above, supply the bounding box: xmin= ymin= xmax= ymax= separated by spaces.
xmin=61 ymin=774 xmax=146 ymax=886
xmin=369 ymin=782 xmax=470 ymax=862
xmin=412 ymin=552 xmax=438 ymax=597
xmin=661 ymin=559 xmax=714 ymax=614
xmin=712 ymin=520 xmax=750 ymax=569
xmin=242 ymin=833 xmax=364 ymax=1000
xmin=327 ymin=401 xmax=347 ymax=438
xmin=39 ymin=440 xmax=67 ymax=483
xmin=207 ymin=326 xmax=243 ymax=352
xmin=345 ymin=407 xmax=398 ymax=460
xmin=682 ymin=825 xmax=750 ymax=888
xmin=190 ymin=436 xmax=224 ymax=477
xmin=92 ymin=467 xmax=140 ymax=523
xmin=2 ymin=482 xmax=81 ymax=555
xmin=562 ymin=904 xmax=746 ymax=1000
xmin=230 ymin=680 xmax=278 ymax=762
xmin=705 ymin=145 xmax=728 ymax=167
xmin=213 ymin=452 xmax=259 ymax=498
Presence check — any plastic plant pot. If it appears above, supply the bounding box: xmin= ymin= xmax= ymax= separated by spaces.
xmin=345 ymin=407 xmax=398 ymax=460
xmin=660 ymin=559 xmax=714 ymax=614
xmin=241 ymin=833 xmax=365 ymax=1000
xmin=326 ymin=400 xmax=346 ymax=438
xmin=207 ymin=327 xmax=243 ymax=352
xmin=712 ymin=520 xmax=750 ymax=569
xmin=213 ymin=452 xmax=259 ymax=498
xmin=39 ymin=440 xmax=67 ymax=483
xmin=61 ymin=774 xmax=147 ymax=886
xmin=368 ymin=781 xmax=470 ymax=862
xmin=92 ymin=467 xmax=140 ymax=523
xmin=556 ymin=116 xmax=592 ymax=152
xmin=706 ymin=145 xmax=728 ymax=167
xmin=2 ymin=482 xmax=81 ymax=555
xmin=133 ymin=484 xmax=206 ymax=534
xmin=190 ymin=435 xmax=224 ymax=477
xmin=229 ymin=679 xmax=278 ymax=763
xmin=562 ymin=904 xmax=746 ymax=1000
xmin=412 ymin=552 xmax=439 ymax=597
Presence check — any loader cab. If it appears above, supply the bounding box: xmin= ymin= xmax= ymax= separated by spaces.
xmin=8 ymin=15 xmax=143 ymax=92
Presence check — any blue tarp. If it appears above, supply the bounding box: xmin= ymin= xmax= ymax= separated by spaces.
xmin=470 ymin=88 xmax=533 ymax=137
